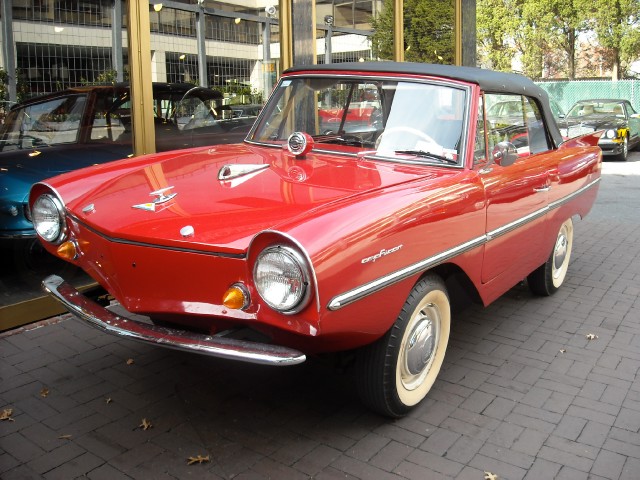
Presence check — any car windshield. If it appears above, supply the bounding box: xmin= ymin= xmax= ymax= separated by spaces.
xmin=248 ymin=76 xmax=468 ymax=165
xmin=566 ymin=102 xmax=625 ymax=118
xmin=0 ymin=95 xmax=87 ymax=152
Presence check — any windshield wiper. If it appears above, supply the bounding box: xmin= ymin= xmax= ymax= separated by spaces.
xmin=394 ymin=149 xmax=458 ymax=164
xmin=316 ymin=134 xmax=371 ymax=148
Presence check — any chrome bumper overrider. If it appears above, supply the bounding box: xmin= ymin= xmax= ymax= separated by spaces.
xmin=42 ymin=275 xmax=306 ymax=366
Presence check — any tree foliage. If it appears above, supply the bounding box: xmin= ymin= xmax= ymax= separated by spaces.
xmin=0 ymin=68 xmax=8 ymax=102
xmin=528 ymin=0 xmax=587 ymax=79
xmin=577 ymin=0 xmax=640 ymax=79
xmin=1 ymin=68 xmax=29 ymax=103
xmin=476 ymin=0 xmax=519 ymax=71
xmin=371 ymin=0 xmax=455 ymax=64
xmin=477 ymin=0 xmax=640 ymax=79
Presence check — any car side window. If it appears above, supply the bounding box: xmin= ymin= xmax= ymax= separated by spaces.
xmin=91 ymin=93 xmax=128 ymax=143
xmin=484 ymin=93 xmax=551 ymax=160
xmin=0 ymin=95 xmax=86 ymax=151
xmin=524 ymin=97 xmax=552 ymax=155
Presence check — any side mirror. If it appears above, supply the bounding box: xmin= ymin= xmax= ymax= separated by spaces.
xmin=492 ymin=141 xmax=518 ymax=167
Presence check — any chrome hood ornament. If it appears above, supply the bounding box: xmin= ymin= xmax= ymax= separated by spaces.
xmin=132 ymin=186 xmax=177 ymax=212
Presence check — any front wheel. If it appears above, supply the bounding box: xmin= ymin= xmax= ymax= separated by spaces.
xmin=528 ymin=218 xmax=574 ymax=296
xmin=617 ymin=135 xmax=628 ymax=161
xmin=355 ymin=274 xmax=450 ymax=417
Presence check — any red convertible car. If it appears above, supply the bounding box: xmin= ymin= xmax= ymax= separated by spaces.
xmin=31 ymin=62 xmax=602 ymax=417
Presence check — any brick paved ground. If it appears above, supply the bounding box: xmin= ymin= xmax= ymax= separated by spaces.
xmin=1 ymin=154 xmax=639 ymax=480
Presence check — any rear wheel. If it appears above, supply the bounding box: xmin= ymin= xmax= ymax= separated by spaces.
xmin=528 ymin=218 xmax=573 ymax=296
xmin=355 ymin=274 xmax=450 ymax=417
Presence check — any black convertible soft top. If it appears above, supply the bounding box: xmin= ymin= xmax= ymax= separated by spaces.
xmin=285 ymin=61 xmax=543 ymax=96
xmin=284 ymin=61 xmax=563 ymax=147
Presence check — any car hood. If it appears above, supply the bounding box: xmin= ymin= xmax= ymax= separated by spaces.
xmin=1 ymin=144 xmax=133 ymax=203
xmin=61 ymin=144 xmax=442 ymax=254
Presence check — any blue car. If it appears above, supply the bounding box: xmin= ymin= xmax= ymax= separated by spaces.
xmin=0 ymin=83 xmax=258 ymax=289
xmin=0 ymin=82 xmax=257 ymax=239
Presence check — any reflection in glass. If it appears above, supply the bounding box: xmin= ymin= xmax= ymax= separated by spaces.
xmin=249 ymin=75 xmax=467 ymax=165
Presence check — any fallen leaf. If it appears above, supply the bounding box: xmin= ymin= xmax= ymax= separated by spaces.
xmin=586 ymin=333 xmax=598 ymax=340
xmin=126 ymin=358 xmax=135 ymax=365
xmin=1 ymin=408 xmax=14 ymax=422
xmin=187 ymin=454 xmax=210 ymax=465
xmin=40 ymin=387 xmax=50 ymax=398
xmin=484 ymin=472 xmax=499 ymax=480
xmin=139 ymin=418 xmax=153 ymax=430
xmin=58 ymin=434 xmax=72 ymax=440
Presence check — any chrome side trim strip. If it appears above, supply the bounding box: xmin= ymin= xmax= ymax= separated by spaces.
xmin=43 ymin=275 xmax=306 ymax=366
xmin=328 ymin=235 xmax=486 ymax=310
xmin=486 ymin=206 xmax=548 ymax=241
xmin=244 ymin=139 xmax=282 ymax=149
xmin=327 ymin=177 xmax=601 ymax=311
xmin=549 ymin=177 xmax=601 ymax=211
xmin=312 ymin=148 xmax=358 ymax=157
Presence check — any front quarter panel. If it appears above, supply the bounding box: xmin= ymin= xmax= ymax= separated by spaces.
xmin=278 ymin=168 xmax=486 ymax=350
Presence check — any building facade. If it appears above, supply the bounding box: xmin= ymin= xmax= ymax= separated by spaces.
xmin=1 ymin=0 xmax=381 ymax=102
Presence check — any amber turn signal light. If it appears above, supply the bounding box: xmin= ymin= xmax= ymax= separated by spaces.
xmin=56 ymin=240 xmax=78 ymax=260
xmin=222 ymin=284 xmax=249 ymax=310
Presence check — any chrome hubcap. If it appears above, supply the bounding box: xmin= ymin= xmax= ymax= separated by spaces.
xmin=553 ymin=233 xmax=568 ymax=279
xmin=402 ymin=303 xmax=439 ymax=389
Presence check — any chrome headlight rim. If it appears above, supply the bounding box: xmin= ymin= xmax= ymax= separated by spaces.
xmin=253 ymin=245 xmax=312 ymax=314
xmin=32 ymin=193 xmax=67 ymax=244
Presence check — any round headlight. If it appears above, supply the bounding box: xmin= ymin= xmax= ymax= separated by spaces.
xmin=605 ymin=129 xmax=617 ymax=139
xmin=32 ymin=194 xmax=66 ymax=243
xmin=254 ymin=246 xmax=310 ymax=313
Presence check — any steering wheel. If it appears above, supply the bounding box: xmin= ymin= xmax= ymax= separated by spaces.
xmin=376 ymin=126 xmax=438 ymax=149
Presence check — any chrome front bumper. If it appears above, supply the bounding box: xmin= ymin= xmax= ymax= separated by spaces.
xmin=597 ymin=139 xmax=623 ymax=155
xmin=42 ymin=275 xmax=306 ymax=366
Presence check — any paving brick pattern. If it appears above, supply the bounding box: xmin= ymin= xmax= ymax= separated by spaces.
xmin=2 ymin=155 xmax=639 ymax=479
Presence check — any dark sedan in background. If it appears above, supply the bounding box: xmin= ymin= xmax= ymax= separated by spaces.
xmin=0 ymin=83 xmax=258 ymax=289
xmin=561 ymin=99 xmax=640 ymax=161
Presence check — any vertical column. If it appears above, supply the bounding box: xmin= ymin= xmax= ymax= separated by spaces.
xmin=461 ymin=0 xmax=476 ymax=67
xmin=112 ymin=0 xmax=124 ymax=82
xmin=292 ymin=0 xmax=316 ymax=67
xmin=262 ymin=19 xmax=273 ymax=95
xmin=279 ymin=0 xmax=317 ymax=71
xmin=278 ymin=0 xmax=293 ymax=71
xmin=393 ymin=0 xmax=404 ymax=62
xmin=196 ymin=5 xmax=208 ymax=87
xmin=151 ymin=50 xmax=167 ymax=83
xmin=127 ymin=0 xmax=155 ymax=155
xmin=324 ymin=18 xmax=333 ymax=64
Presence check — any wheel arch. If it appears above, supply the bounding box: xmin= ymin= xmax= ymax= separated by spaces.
xmin=419 ymin=262 xmax=483 ymax=311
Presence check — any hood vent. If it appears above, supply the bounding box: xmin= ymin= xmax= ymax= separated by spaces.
xmin=218 ymin=164 xmax=270 ymax=181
